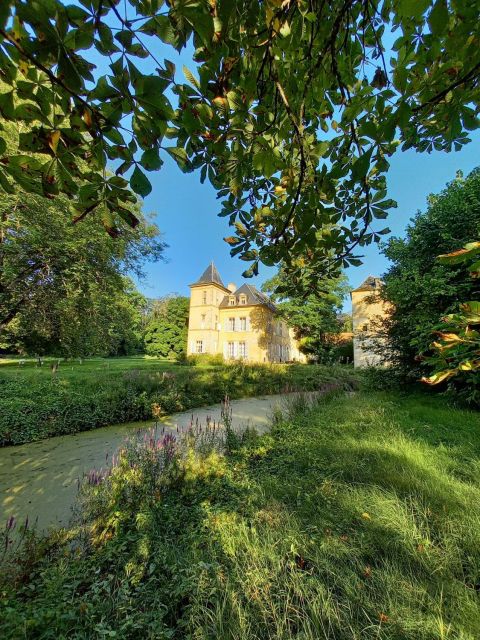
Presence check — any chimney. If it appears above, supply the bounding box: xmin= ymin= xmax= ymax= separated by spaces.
xmin=227 ymin=283 xmax=237 ymax=293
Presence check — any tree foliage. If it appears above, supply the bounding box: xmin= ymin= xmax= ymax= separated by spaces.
xmin=262 ymin=264 xmax=349 ymax=359
xmin=143 ymin=295 xmax=189 ymax=358
xmin=380 ymin=168 xmax=480 ymax=378
xmin=0 ymin=1 xmax=479 ymax=285
xmin=0 ymin=190 xmax=164 ymax=356
xmin=422 ymin=242 xmax=480 ymax=403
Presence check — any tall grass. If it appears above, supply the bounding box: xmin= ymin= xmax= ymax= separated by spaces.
xmin=1 ymin=390 xmax=479 ymax=639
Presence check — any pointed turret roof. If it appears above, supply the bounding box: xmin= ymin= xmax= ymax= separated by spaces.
xmin=190 ymin=261 xmax=228 ymax=289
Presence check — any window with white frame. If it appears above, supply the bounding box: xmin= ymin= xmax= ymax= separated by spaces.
xmin=196 ymin=340 xmax=203 ymax=353
xmin=229 ymin=296 xmax=236 ymax=306
xmin=201 ymin=314 xmax=206 ymax=329
xmin=239 ymin=317 xmax=247 ymax=331
xmin=228 ymin=341 xmax=235 ymax=357
xmin=238 ymin=341 xmax=247 ymax=358
xmin=239 ymin=294 xmax=246 ymax=305
xmin=228 ymin=317 xmax=235 ymax=331
xmin=202 ymin=290 xmax=207 ymax=304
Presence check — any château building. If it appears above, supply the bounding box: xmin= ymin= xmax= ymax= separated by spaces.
xmin=187 ymin=262 xmax=306 ymax=363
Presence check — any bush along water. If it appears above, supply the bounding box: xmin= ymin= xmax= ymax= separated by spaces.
xmin=0 ymin=363 xmax=358 ymax=445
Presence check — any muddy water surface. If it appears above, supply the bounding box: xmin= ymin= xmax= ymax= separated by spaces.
xmin=0 ymin=394 xmax=285 ymax=531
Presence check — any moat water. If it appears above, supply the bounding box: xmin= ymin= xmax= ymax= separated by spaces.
xmin=0 ymin=394 xmax=284 ymax=531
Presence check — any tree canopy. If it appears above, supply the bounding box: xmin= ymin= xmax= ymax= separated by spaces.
xmin=1 ymin=1 xmax=479 ymax=288
xmin=379 ymin=168 xmax=480 ymax=378
xmin=262 ymin=264 xmax=349 ymax=358
xmin=0 ymin=189 xmax=164 ymax=356
xmin=143 ymin=295 xmax=189 ymax=358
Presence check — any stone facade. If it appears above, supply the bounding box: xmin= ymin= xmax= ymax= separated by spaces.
xmin=187 ymin=263 xmax=306 ymax=363
xmin=351 ymin=276 xmax=389 ymax=368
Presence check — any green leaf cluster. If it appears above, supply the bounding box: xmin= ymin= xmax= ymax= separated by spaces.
xmin=0 ymin=0 xmax=479 ymax=278
xmin=380 ymin=168 xmax=480 ymax=384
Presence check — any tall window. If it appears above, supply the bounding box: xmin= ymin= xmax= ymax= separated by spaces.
xmin=239 ymin=317 xmax=247 ymax=331
xmin=196 ymin=340 xmax=203 ymax=354
xmin=201 ymin=314 xmax=206 ymax=329
xmin=238 ymin=341 xmax=247 ymax=358
xmin=228 ymin=317 xmax=235 ymax=331
xmin=229 ymin=296 xmax=236 ymax=306
xmin=239 ymin=294 xmax=246 ymax=305
xmin=202 ymin=290 xmax=207 ymax=304
xmin=228 ymin=341 xmax=235 ymax=357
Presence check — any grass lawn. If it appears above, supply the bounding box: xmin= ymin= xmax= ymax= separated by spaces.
xmin=2 ymin=389 xmax=479 ymax=638
xmin=0 ymin=355 xmax=185 ymax=382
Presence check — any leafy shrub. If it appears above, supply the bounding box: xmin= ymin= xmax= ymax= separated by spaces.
xmin=360 ymin=365 xmax=412 ymax=391
xmin=328 ymin=338 xmax=354 ymax=364
xmin=186 ymin=353 xmax=225 ymax=366
xmin=380 ymin=168 xmax=480 ymax=379
xmin=420 ymin=243 xmax=480 ymax=406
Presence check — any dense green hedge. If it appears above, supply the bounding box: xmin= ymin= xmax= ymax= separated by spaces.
xmin=0 ymin=363 xmax=357 ymax=445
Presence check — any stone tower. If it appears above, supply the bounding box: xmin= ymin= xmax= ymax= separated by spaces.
xmin=351 ymin=276 xmax=389 ymax=367
xmin=187 ymin=262 xmax=230 ymax=356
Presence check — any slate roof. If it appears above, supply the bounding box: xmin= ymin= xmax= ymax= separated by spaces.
xmin=352 ymin=276 xmax=383 ymax=293
xmin=219 ymin=284 xmax=277 ymax=311
xmin=190 ymin=262 xmax=228 ymax=289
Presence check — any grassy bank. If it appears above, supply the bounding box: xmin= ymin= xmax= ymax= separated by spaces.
xmin=0 ymin=357 xmax=357 ymax=445
xmin=2 ymin=390 xmax=479 ymax=638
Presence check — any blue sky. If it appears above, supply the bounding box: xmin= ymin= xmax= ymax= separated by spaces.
xmin=135 ymin=133 xmax=480 ymax=312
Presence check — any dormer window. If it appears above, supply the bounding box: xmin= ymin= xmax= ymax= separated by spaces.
xmin=229 ymin=296 xmax=236 ymax=306
xmin=239 ymin=294 xmax=246 ymax=305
